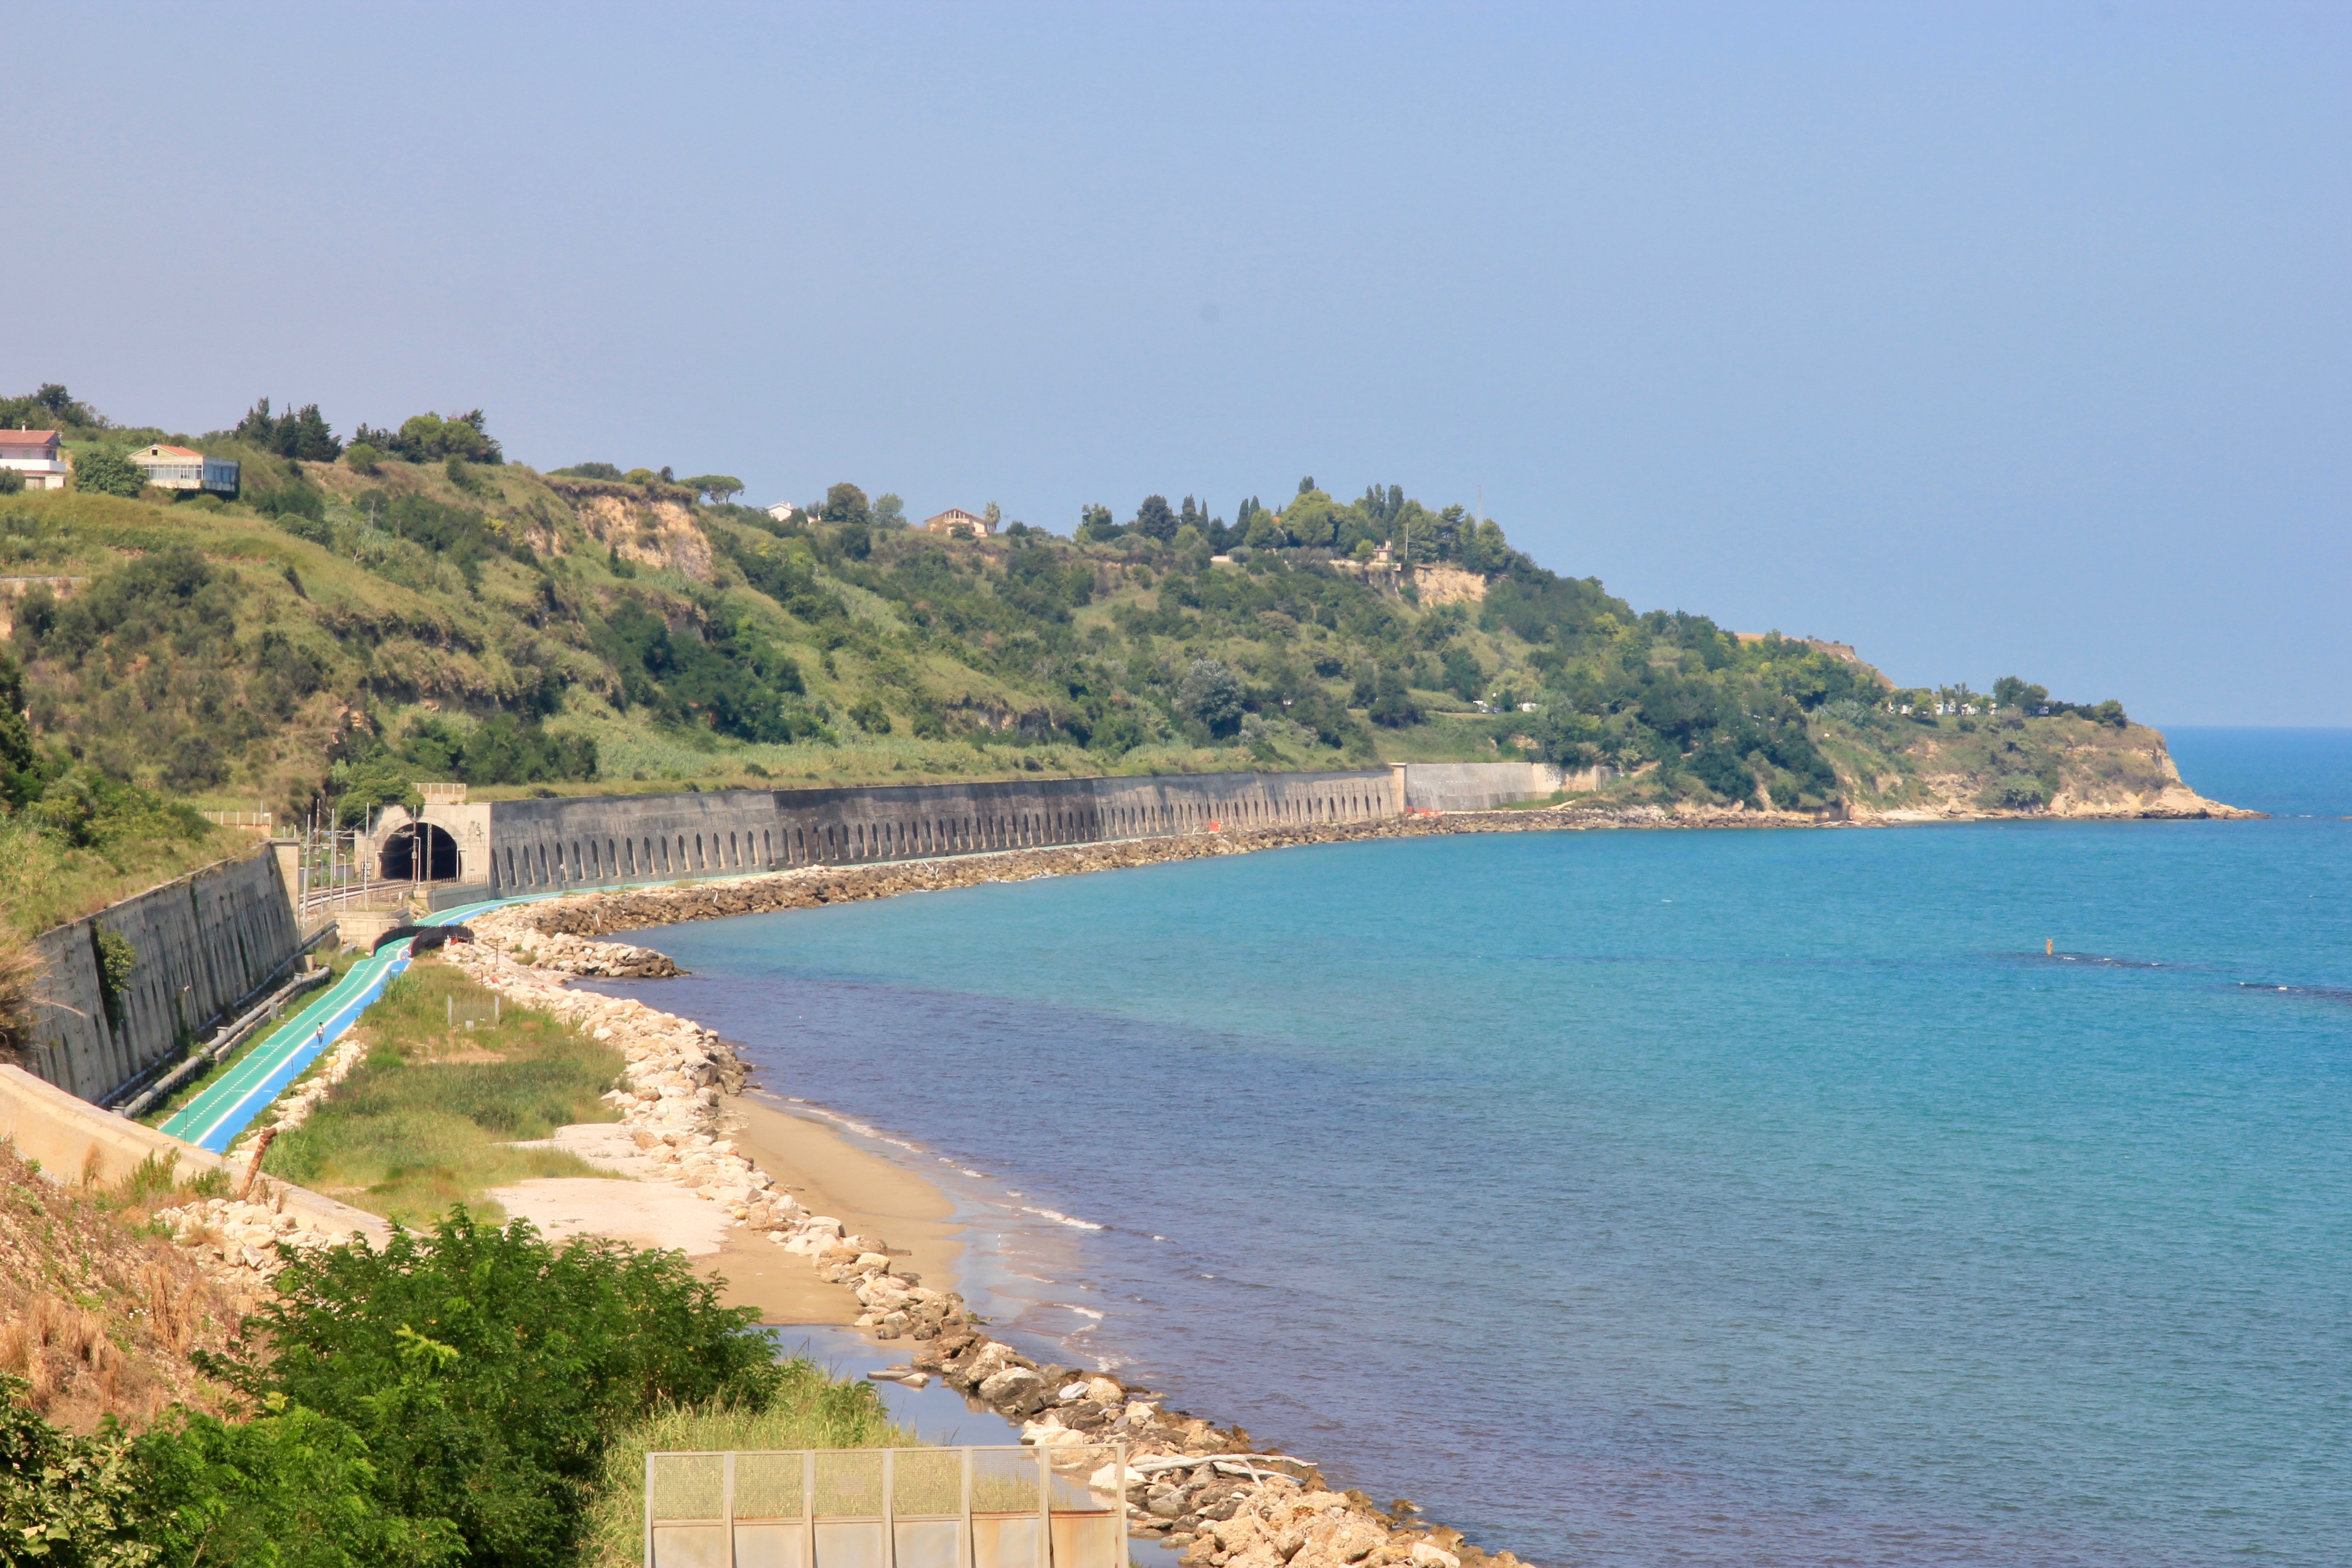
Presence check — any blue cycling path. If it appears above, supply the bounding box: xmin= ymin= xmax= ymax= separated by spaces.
xmin=159 ymin=886 xmax=590 ymax=1154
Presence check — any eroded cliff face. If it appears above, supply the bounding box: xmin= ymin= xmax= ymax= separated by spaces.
xmin=544 ymin=479 xmax=714 ymax=581
xmin=1847 ymin=718 xmax=2253 ymax=822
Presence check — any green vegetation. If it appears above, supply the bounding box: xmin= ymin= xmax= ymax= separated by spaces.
xmin=583 ymin=1365 xmax=906 ymax=1566
xmin=4 ymin=1206 xmax=877 ymax=1568
xmin=0 ymin=380 xmax=2173 ymax=904
xmin=262 ymin=964 xmax=625 ymax=1226
xmin=71 ymin=448 xmax=147 ymax=499
xmin=0 ymin=640 xmax=238 ymax=936
xmin=234 ymin=398 xmax=345 ymax=463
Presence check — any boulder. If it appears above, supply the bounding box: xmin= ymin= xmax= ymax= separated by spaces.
xmin=976 ymin=1365 xmax=1044 ymax=1406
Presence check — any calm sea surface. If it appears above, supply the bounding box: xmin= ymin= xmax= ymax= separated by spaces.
xmin=589 ymin=730 xmax=2352 ymax=1567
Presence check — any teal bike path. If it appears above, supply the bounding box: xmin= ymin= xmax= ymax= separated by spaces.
xmin=160 ymin=893 xmax=520 ymax=1154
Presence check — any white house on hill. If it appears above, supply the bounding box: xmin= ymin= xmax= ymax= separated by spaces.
xmin=129 ymin=444 xmax=240 ymax=495
xmin=0 ymin=430 xmax=69 ymax=490
xmin=924 ymin=507 xmax=993 ymax=537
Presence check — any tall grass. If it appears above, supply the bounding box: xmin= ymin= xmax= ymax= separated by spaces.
xmin=261 ymin=962 xmax=626 ymax=1226
xmin=0 ymin=817 xmax=248 ymax=939
xmin=583 ymin=1358 xmax=910 ymax=1567
xmin=0 ymin=916 xmax=36 ymax=1065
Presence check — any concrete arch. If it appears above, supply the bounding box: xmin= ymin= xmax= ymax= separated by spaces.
xmin=381 ymin=822 xmax=459 ymax=882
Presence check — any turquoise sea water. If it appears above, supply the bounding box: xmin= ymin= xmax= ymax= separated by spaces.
xmin=593 ymin=732 xmax=2352 ymax=1567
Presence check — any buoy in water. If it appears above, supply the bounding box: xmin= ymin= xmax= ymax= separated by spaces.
xmin=2046 ymin=938 xmax=2053 ymax=956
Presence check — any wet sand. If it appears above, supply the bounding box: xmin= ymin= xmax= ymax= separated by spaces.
xmin=701 ymin=1091 xmax=965 ymax=1323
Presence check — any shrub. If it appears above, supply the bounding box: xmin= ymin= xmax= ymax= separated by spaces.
xmin=1177 ymin=658 xmax=1246 ymax=736
xmin=848 ymin=696 xmax=892 ymax=735
xmin=0 ymin=466 xmax=22 ymax=495
xmin=344 ymin=441 xmax=382 ymax=475
xmin=132 ymin=1402 xmax=461 ymax=1568
xmin=72 ymin=448 xmax=147 ymax=499
xmin=205 ymin=1210 xmax=785 ymax=1568
xmin=0 ymin=1375 xmax=150 ymax=1567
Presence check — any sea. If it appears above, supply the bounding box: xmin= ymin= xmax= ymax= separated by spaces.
xmin=584 ymin=727 xmax=2352 ymax=1568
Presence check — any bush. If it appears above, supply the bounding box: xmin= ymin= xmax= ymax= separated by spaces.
xmin=206 ymin=1210 xmax=785 ymax=1568
xmin=353 ymin=411 xmax=501 ymax=466
xmin=1177 ymin=658 xmax=1245 ymax=736
xmin=132 ymin=1402 xmax=461 ymax=1568
xmin=72 ymin=448 xmax=147 ymax=499
xmin=0 ymin=466 xmax=22 ymax=495
xmin=848 ymin=696 xmax=892 ymax=735
xmin=0 ymin=1375 xmax=150 ymax=1567
xmin=344 ymin=441 xmax=382 ymax=475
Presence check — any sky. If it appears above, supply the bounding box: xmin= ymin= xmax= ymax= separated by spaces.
xmin=7 ymin=2 xmax=2346 ymax=725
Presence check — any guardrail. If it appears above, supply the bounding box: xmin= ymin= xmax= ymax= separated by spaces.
xmin=646 ymin=1445 xmax=1132 ymax=1568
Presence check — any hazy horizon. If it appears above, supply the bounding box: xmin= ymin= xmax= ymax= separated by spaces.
xmin=8 ymin=1 xmax=2344 ymax=725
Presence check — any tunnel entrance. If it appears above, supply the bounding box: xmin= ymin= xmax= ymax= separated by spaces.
xmin=380 ymin=822 xmax=460 ymax=882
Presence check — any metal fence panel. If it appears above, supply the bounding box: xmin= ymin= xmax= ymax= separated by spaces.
xmin=648 ymin=1446 xmax=1129 ymax=1568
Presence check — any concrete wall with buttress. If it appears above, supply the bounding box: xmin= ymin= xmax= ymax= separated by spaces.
xmin=20 ymin=845 xmax=306 ymax=1106
xmin=460 ymin=768 xmax=1405 ymax=897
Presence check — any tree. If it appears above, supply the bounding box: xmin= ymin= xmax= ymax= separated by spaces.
xmin=872 ymin=493 xmax=906 ymax=527
xmin=0 ymin=465 xmax=21 ymax=495
xmin=207 ymin=1210 xmax=784 ymax=1568
xmin=1176 ymin=657 xmax=1246 ymax=736
xmin=1441 ymin=646 xmax=1482 ymax=701
xmin=0 ymin=382 xmax=103 ymax=430
xmin=681 ymin=475 xmax=745 ymax=505
xmin=1282 ymin=488 xmax=1339 ymax=549
xmin=1133 ymin=495 xmax=1176 ymax=541
xmin=358 ymin=411 xmax=501 ymax=466
xmin=822 ymin=482 xmax=869 ymax=525
xmin=1367 ymin=667 xmax=1421 ymax=728
xmin=133 ymin=1403 xmax=461 ymax=1568
xmin=343 ymin=441 xmax=382 ymax=475
xmin=234 ymin=398 xmax=344 ymax=462
xmin=1076 ymin=503 xmax=1119 ymax=542
xmin=1992 ymin=676 xmax=2049 ymax=711
xmin=73 ymin=447 xmax=147 ymax=498
xmin=983 ymin=501 xmax=1002 ymax=529
xmin=0 ymin=649 xmax=35 ymax=806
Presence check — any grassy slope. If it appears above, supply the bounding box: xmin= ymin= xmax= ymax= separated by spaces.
xmin=4 ymin=452 xmax=2203 ymax=843
xmin=0 ymin=1144 xmax=246 ymax=1433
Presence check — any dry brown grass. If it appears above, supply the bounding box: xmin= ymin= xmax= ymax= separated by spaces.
xmin=0 ymin=919 xmax=38 ymax=1066
xmin=0 ymin=1143 xmax=248 ymax=1432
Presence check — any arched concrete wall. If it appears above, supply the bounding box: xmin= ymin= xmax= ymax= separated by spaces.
xmin=21 ymin=844 xmax=305 ymax=1105
xmin=467 ymin=769 xmax=1404 ymax=896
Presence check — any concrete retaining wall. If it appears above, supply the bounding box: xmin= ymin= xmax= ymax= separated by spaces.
xmin=20 ymin=845 xmax=305 ymax=1105
xmin=0 ymin=1065 xmax=387 ymax=1246
xmin=414 ymin=769 xmax=1403 ymax=899
xmin=1399 ymin=761 xmax=1617 ymax=811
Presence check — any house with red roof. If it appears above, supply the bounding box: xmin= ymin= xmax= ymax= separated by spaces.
xmin=0 ymin=430 xmax=69 ymax=491
xmin=129 ymin=443 xmax=240 ymax=495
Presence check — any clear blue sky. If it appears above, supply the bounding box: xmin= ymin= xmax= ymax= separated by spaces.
xmin=10 ymin=2 xmax=2346 ymax=724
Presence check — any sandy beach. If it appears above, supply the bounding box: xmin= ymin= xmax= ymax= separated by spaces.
xmin=492 ymin=1091 xmax=965 ymax=1325
xmin=701 ymin=1092 xmax=965 ymax=1322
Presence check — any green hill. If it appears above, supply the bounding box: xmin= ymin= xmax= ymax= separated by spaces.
xmin=0 ymin=385 xmax=2230 ymax=934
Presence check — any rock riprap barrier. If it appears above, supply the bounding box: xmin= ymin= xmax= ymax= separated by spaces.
xmin=440 ymin=897 xmax=1534 ymax=1568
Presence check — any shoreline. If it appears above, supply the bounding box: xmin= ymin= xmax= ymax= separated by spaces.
xmin=441 ymin=876 xmax=1535 ymax=1568
xmin=425 ymin=801 xmax=2262 ymax=1568
xmin=498 ymin=796 xmax=2259 ymax=954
